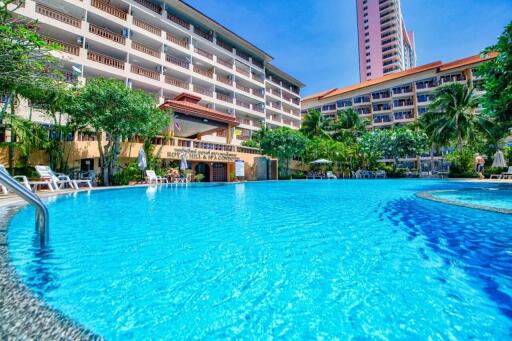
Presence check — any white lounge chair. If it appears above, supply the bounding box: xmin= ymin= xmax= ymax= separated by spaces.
xmin=146 ymin=170 xmax=168 ymax=184
xmin=35 ymin=165 xmax=92 ymax=190
xmin=501 ymin=166 xmax=512 ymax=179
xmin=0 ymin=164 xmax=55 ymax=192
xmin=326 ymin=171 xmax=337 ymax=179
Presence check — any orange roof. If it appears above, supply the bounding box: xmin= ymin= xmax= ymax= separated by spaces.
xmin=160 ymin=93 xmax=239 ymax=125
xmin=302 ymin=53 xmax=497 ymax=103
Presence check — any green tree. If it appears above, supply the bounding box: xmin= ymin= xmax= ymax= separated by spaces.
xmin=300 ymin=110 xmax=332 ymax=139
xmin=258 ymin=127 xmax=307 ymax=177
xmin=477 ymin=21 xmax=512 ymax=129
xmin=305 ymin=137 xmax=349 ymax=173
xmin=67 ymin=78 xmax=169 ymax=185
xmin=331 ymin=108 xmax=369 ymax=142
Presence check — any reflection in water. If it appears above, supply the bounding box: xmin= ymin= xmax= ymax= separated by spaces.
xmin=26 ymin=232 xmax=59 ymax=297
xmin=383 ymin=198 xmax=512 ymax=319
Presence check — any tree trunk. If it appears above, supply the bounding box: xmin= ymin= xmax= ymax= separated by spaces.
xmin=8 ymin=93 xmax=15 ymax=173
xmin=430 ymin=143 xmax=435 ymax=174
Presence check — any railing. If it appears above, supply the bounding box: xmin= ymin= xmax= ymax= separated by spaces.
xmin=91 ymin=0 xmax=127 ymax=20
xmin=236 ymin=50 xmax=250 ymax=61
xmin=217 ymin=58 xmax=233 ymax=68
xmin=131 ymin=65 xmax=160 ymax=80
xmin=87 ymin=51 xmax=125 ymax=69
xmin=236 ymin=67 xmax=250 ymax=77
xmin=193 ymin=85 xmax=213 ymax=97
xmin=193 ymin=65 xmax=213 ymax=78
xmin=133 ymin=17 xmax=161 ymax=36
xmin=166 ymin=33 xmax=189 ymax=48
xmin=165 ymin=76 xmax=188 ymax=89
xmin=89 ymin=24 xmax=126 ymax=44
xmin=237 ymin=146 xmax=260 ymax=154
xmin=43 ymin=37 xmax=80 ymax=56
xmin=216 ymin=93 xmax=233 ymax=103
xmin=253 ymin=91 xmax=264 ymax=98
xmin=0 ymin=171 xmax=49 ymax=244
xmin=251 ymin=74 xmax=264 ymax=83
xmin=216 ymin=40 xmax=233 ymax=52
xmin=132 ymin=41 xmax=160 ymax=58
xmin=36 ymin=4 xmax=82 ymax=28
xmin=167 ymin=13 xmax=190 ymax=30
xmin=133 ymin=0 xmax=161 ymax=13
xmin=195 ymin=47 xmax=213 ymax=60
xmin=166 ymin=55 xmax=189 ymax=69
xmin=236 ymin=83 xmax=250 ymax=93
xmin=217 ymin=76 xmax=233 ymax=86
xmin=253 ymin=106 xmax=264 ymax=113
xmin=236 ymin=99 xmax=250 ymax=109
xmin=194 ymin=27 xmax=213 ymax=42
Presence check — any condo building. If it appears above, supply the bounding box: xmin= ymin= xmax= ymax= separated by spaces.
xmin=301 ymin=53 xmax=496 ymax=168
xmin=1 ymin=0 xmax=304 ymax=181
xmin=357 ymin=0 xmax=416 ymax=82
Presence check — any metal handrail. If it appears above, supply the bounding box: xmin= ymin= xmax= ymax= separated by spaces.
xmin=0 ymin=171 xmax=49 ymax=244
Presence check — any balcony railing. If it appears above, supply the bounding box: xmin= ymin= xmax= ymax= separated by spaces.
xmin=87 ymin=51 xmax=125 ymax=69
xmin=166 ymin=33 xmax=189 ymax=49
xmin=216 ymin=93 xmax=233 ymax=103
xmin=253 ymin=91 xmax=264 ymax=98
xmin=132 ymin=41 xmax=160 ymax=58
xmin=193 ymin=65 xmax=213 ymax=78
xmin=167 ymin=13 xmax=190 ymax=30
xmin=166 ymin=55 xmax=189 ymax=69
xmin=195 ymin=47 xmax=213 ymax=60
xmin=217 ymin=58 xmax=233 ymax=68
xmin=131 ymin=65 xmax=160 ymax=80
xmin=194 ymin=27 xmax=213 ymax=42
xmin=253 ymin=106 xmax=264 ymax=113
xmin=193 ymin=85 xmax=213 ymax=97
xmin=236 ymin=100 xmax=250 ymax=109
xmin=165 ymin=76 xmax=188 ymax=89
xmin=216 ymin=40 xmax=233 ymax=53
xmin=43 ymin=37 xmax=80 ymax=56
xmin=89 ymin=24 xmax=126 ymax=45
xmin=36 ymin=4 xmax=82 ymax=28
xmin=91 ymin=0 xmax=127 ymax=20
xmin=236 ymin=67 xmax=250 ymax=77
xmin=133 ymin=0 xmax=161 ymax=14
xmin=133 ymin=17 xmax=161 ymax=36
xmin=217 ymin=76 xmax=233 ymax=86
xmin=251 ymin=74 xmax=264 ymax=83
xmin=236 ymin=83 xmax=250 ymax=94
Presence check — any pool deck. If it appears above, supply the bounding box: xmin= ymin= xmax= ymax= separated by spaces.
xmin=0 ymin=178 xmax=511 ymax=338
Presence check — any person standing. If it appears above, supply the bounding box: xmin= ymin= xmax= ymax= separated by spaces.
xmin=475 ymin=154 xmax=485 ymax=180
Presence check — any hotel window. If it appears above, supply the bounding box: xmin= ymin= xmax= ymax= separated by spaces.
xmin=366 ymin=65 xmax=371 ymax=70
xmin=364 ymin=25 xmax=369 ymax=30
xmin=336 ymin=99 xmax=352 ymax=108
xmin=365 ymin=38 xmax=369 ymax=43
xmin=364 ymin=19 xmax=368 ymax=24
xmin=365 ymin=32 xmax=369 ymax=37
xmin=364 ymin=13 xmax=368 ymax=17
xmin=363 ymin=6 xmax=367 ymax=11
xmin=322 ymin=104 xmax=336 ymax=111
xmin=365 ymin=52 xmax=370 ymax=56
xmin=365 ymin=45 xmax=370 ymax=50
xmin=366 ymin=72 xmax=371 ymax=77
xmin=366 ymin=59 xmax=370 ymax=63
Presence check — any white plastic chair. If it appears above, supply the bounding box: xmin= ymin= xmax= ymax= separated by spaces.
xmin=146 ymin=170 xmax=168 ymax=184
xmin=326 ymin=171 xmax=337 ymax=179
xmin=35 ymin=165 xmax=92 ymax=190
xmin=1 ymin=164 xmax=55 ymax=192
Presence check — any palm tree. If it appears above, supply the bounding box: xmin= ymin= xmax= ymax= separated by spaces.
xmin=300 ymin=110 xmax=332 ymax=139
xmin=332 ymin=108 xmax=369 ymax=142
xmin=422 ymin=83 xmax=489 ymax=152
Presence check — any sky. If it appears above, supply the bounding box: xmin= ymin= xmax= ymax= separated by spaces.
xmin=184 ymin=0 xmax=512 ymax=96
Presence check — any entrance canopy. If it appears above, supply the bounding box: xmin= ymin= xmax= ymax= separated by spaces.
xmin=160 ymin=93 xmax=239 ymax=139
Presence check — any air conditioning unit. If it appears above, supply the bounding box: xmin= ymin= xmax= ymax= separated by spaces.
xmin=156 ymin=66 xmax=162 ymax=72
xmin=122 ymin=29 xmax=129 ymax=38
xmin=76 ymin=36 xmax=83 ymax=45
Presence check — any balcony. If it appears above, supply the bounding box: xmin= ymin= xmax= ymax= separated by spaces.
xmin=89 ymin=24 xmax=126 ymax=45
xmin=216 ymin=40 xmax=233 ymax=53
xmin=236 ymin=83 xmax=250 ymax=94
xmin=217 ymin=58 xmax=233 ymax=69
xmin=216 ymin=93 xmax=233 ymax=103
xmin=236 ymin=99 xmax=251 ymax=109
xmin=252 ymin=74 xmax=264 ymax=84
xmin=133 ymin=0 xmax=161 ymax=14
xmin=193 ymin=85 xmax=213 ymax=97
xmin=35 ymin=4 xmax=82 ymax=28
xmin=132 ymin=41 xmax=160 ymax=58
xmin=195 ymin=47 xmax=213 ymax=60
xmin=253 ymin=106 xmax=264 ymax=113
xmin=43 ymin=37 xmax=80 ymax=56
xmin=87 ymin=51 xmax=125 ymax=69
xmin=167 ymin=13 xmax=190 ymax=30
xmin=133 ymin=17 xmax=161 ymax=37
xmin=166 ymin=33 xmax=189 ymax=49
xmin=131 ymin=65 xmax=160 ymax=80
xmin=166 ymin=55 xmax=189 ymax=69
xmin=217 ymin=76 xmax=233 ymax=86
xmin=253 ymin=91 xmax=264 ymax=99
xmin=165 ymin=76 xmax=188 ymax=89
xmin=91 ymin=0 xmax=127 ymax=20
xmin=236 ymin=66 xmax=250 ymax=77
xmin=194 ymin=27 xmax=213 ymax=42
xmin=193 ymin=65 xmax=213 ymax=78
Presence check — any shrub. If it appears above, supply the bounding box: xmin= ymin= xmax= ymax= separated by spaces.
xmin=291 ymin=171 xmax=306 ymax=179
xmin=194 ymin=173 xmax=205 ymax=182
xmin=111 ymin=163 xmax=143 ymax=186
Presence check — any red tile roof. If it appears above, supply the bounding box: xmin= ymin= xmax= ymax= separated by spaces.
xmin=160 ymin=93 xmax=239 ymax=125
xmin=302 ymin=53 xmax=497 ymax=103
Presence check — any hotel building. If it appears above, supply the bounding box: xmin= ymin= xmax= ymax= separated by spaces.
xmin=357 ymin=0 xmax=416 ymax=82
xmin=1 ymin=0 xmax=304 ymax=181
xmin=301 ymin=53 xmax=496 ymax=168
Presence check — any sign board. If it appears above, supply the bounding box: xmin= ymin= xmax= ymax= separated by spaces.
xmin=235 ymin=160 xmax=245 ymax=177
xmin=167 ymin=148 xmax=238 ymax=162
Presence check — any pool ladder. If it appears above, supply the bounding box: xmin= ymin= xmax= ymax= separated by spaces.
xmin=0 ymin=170 xmax=49 ymax=244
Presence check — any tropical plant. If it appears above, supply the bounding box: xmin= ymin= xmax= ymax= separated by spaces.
xmin=331 ymin=108 xmax=369 ymax=142
xmin=477 ymin=21 xmax=512 ymax=129
xmin=300 ymin=110 xmax=332 ymax=139
xmin=67 ymin=78 xmax=168 ymax=186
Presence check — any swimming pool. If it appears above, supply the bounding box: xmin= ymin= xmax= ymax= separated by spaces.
xmin=6 ymin=180 xmax=512 ymax=339
xmin=431 ymin=187 xmax=512 ymax=211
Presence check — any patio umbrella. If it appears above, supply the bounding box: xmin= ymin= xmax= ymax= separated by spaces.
xmin=492 ymin=150 xmax=507 ymax=168
xmin=310 ymin=159 xmax=332 ymax=165
xmin=180 ymin=152 xmax=188 ymax=171
xmin=137 ymin=148 xmax=147 ymax=171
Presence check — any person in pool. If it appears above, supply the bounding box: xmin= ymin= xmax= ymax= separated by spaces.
xmin=475 ymin=153 xmax=485 ymax=180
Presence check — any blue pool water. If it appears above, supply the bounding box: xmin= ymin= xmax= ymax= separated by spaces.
xmin=6 ymin=180 xmax=512 ymax=339
xmin=432 ymin=187 xmax=512 ymax=210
